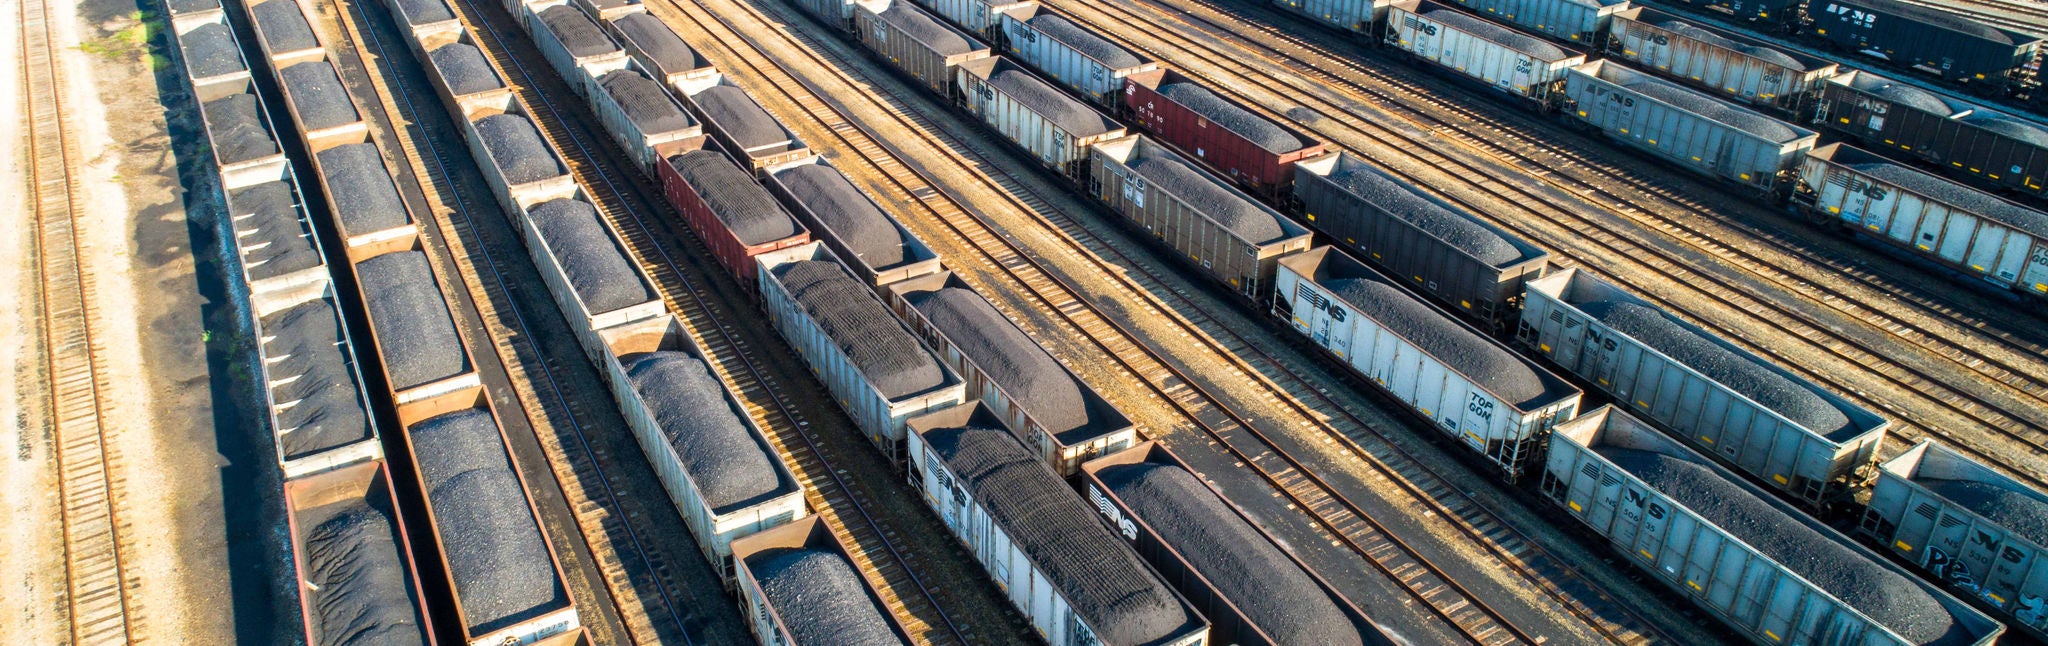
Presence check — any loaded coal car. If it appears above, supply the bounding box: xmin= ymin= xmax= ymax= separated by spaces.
xmin=381 ymin=0 xmax=462 ymax=44
xmin=1270 ymin=0 xmax=1391 ymax=34
xmin=1818 ymin=70 xmax=2048 ymax=198
xmin=527 ymin=1 xmax=629 ymax=100
xmin=730 ymin=516 xmax=912 ymax=646
xmin=589 ymin=61 xmax=703 ymax=174
xmin=283 ymin=461 xmax=436 ymax=645
xmin=193 ymin=77 xmax=291 ymax=213
xmin=1384 ymin=0 xmax=1586 ymax=109
xmin=514 ymin=191 xmax=667 ymax=358
xmin=607 ymin=13 xmax=716 ymax=92
xmin=889 ymin=271 xmax=1139 ymax=475
xmin=594 ymin=315 xmax=810 ymax=577
xmin=173 ymin=11 xmax=253 ymax=97
xmin=905 ymin=404 xmax=1211 ymax=646
xmin=676 ymin=77 xmax=814 ymax=170
xmin=1518 ymin=268 xmax=1890 ymax=507
xmin=1605 ymin=7 xmax=1836 ymax=114
xmin=1293 ymin=153 xmax=1549 ymax=331
xmin=761 ymin=157 xmax=943 ymax=287
xmin=399 ymin=390 xmax=584 ymax=645
xmin=758 ymin=242 xmax=966 ymax=460
xmin=223 ymin=164 xmax=328 ymax=296
xmin=1795 ymin=143 xmax=2048 ymax=300
xmin=574 ymin=0 xmax=643 ymax=22
xmin=277 ymin=60 xmax=375 ymax=153
xmin=997 ymin=5 xmax=1158 ymax=108
xmin=1647 ymin=0 xmax=1797 ymax=26
xmin=791 ymin=0 xmax=857 ymax=31
xmin=1091 ymin=134 xmax=1314 ymax=301
xmin=251 ymin=284 xmax=382 ymax=479
xmin=1081 ymin=442 xmax=1403 ymax=646
xmin=1564 ymin=60 xmax=1817 ymax=193
xmin=166 ymin=0 xmax=225 ymax=26
xmin=352 ymin=246 xmax=482 ymax=404
xmin=1276 ymin=247 xmax=1581 ymax=478
xmin=1543 ymin=406 xmax=2005 ymax=646
xmin=461 ymin=99 xmax=578 ymax=213
xmin=314 ymin=143 xmax=419 ymax=257
xmin=1862 ymin=440 xmax=2048 ymax=640
xmin=853 ymin=0 xmax=991 ymax=97
xmin=1123 ymin=69 xmax=1327 ymax=196
xmin=1436 ymin=0 xmax=1629 ymax=44
xmin=420 ymin=37 xmax=513 ymax=119
xmin=658 ymin=141 xmax=811 ymax=284
xmin=914 ymin=0 xmax=1029 ymax=41
xmin=1808 ymin=0 xmax=2043 ymax=92
xmin=955 ymin=57 xmax=1127 ymax=179
xmin=248 ymin=0 xmax=324 ymax=67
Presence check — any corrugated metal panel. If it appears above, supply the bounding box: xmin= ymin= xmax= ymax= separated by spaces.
xmin=915 ymin=0 xmax=1029 ymax=39
xmin=1545 ymin=408 xmax=2004 ymax=646
xmin=855 ymin=0 xmax=991 ymax=97
xmin=1565 ymin=60 xmax=1816 ymax=189
xmin=1819 ymin=71 xmax=2048 ymax=197
xmin=998 ymin=6 xmax=1156 ymax=108
xmin=1437 ymin=0 xmax=1628 ymax=43
xmin=1810 ymin=0 xmax=2043 ymax=88
xmin=1122 ymin=69 xmax=1326 ymax=195
xmin=1518 ymin=268 xmax=1890 ymax=506
xmin=956 ymin=57 xmax=1126 ymax=176
xmin=1385 ymin=0 xmax=1584 ymax=104
xmin=1089 ymin=135 xmax=1314 ymax=301
xmin=1605 ymin=7 xmax=1836 ymax=113
xmin=1864 ymin=441 xmax=2048 ymax=640
xmin=1797 ymin=143 xmax=2048 ymax=298
xmin=1270 ymin=0 xmax=1390 ymax=33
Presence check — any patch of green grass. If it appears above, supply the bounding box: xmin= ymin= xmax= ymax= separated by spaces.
xmin=78 ymin=11 xmax=160 ymax=61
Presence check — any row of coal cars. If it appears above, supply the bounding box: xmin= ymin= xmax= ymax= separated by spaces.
xmin=168 ymin=0 xmax=585 ymax=642
xmin=781 ymin=0 xmax=2048 ymax=641
xmin=370 ymin=0 xmax=1412 ymax=643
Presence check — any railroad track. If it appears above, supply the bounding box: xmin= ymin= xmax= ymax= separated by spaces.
xmin=437 ymin=0 xmax=989 ymax=642
xmin=651 ymin=0 xmax=1684 ymax=641
xmin=22 ymin=0 xmax=139 ymax=642
xmin=1053 ymin=0 xmax=2048 ymax=489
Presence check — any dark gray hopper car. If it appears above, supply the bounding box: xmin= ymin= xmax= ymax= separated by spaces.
xmin=1294 ymin=152 xmax=1549 ymax=331
xmin=610 ymin=13 xmax=715 ymax=89
xmin=1817 ymin=70 xmax=2048 ymax=199
xmin=1809 ymin=0 xmax=2044 ymax=90
xmin=203 ymin=93 xmax=283 ymax=168
xmin=1081 ymin=442 xmax=1403 ymax=646
xmin=1089 ymin=134 xmax=1314 ymax=301
xmin=906 ymin=408 xmax=1210 ymax=646
xmin=890 ymin=271 xmax=1136 ymax=475
xmin=730 ymin=516 xmax=912 ymax=646
xmin=1544 ymin=406 xmax=2004 ymax=646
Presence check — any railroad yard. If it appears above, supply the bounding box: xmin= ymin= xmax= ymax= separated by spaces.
xmin=13 ymin=0 xmax=2048 ymax=639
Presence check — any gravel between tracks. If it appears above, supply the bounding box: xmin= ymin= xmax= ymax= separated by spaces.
xmin=1157 ymin=82 xmax=1301 ymax=153
xmin=429 ymin=43 xmax=503 ymax=96
xmin=771 ymin=163 xmax=912 ymax=269
xmin=529 ymin=198 xmax=655 ymax=314
xmin=926 ymin=426 xmax=1192 ymax=644
xmin=202 ymin=92 xmax=278 ymax=165
xmin=356 ymin=251 xmax=468 ymax=390
xmin=317 ymin=143 xmax=409 ymax=236
xmin=301 ymin=496 xmax=428 ymax=646
xmin=1097 ymin=461 xmax=1365 ymax=646
xmin=750 ymin=548 xmax=908 ymax=646
xmin=1917 ymin=477 xmax=2048 ymax=547
xmin=1128 ymin=152 xmax=1285 ymax=243
xmin=670 ymin=148 xmax=800 ymax=244
xmin=1580 ymin=299 xmax=1854 ymax=438
xmin=408 ymin=409 xmax=565 ymax=635
xmin=774 ymin=259 xmax=945 ymax=398
xmin=1600 ymin=447 xmax=1964 ymax=645
xmin=624 ymin=351 xmax=784 ymax=510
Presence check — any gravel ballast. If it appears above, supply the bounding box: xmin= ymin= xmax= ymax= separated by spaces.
xmin=774 ymin=260 xmax=945 ymax=399
xmin=1027 ymin=13 xmax=1140 ymax=69
xmin=1098 ymin=462 xmax=1365 ymax=646
xmin=671 ymin=150 xmax=801 ymax=245
xmin=906 ymin=287 xmax=1087 ymax=437
xmin=474 ymin=113 xmax=565 ymax=185
xmin=204 ymin=93 xmax=279 ymax=165
xmin=927 ymin=426 xmax=1191 ymax=645
xmin=263 ymin=299 xmax=372 ymax=459
xmin=282 ymin=62 xmax=362 ymax=132
xmin=1156 ymin=82 xmax=1302 ymax=153
xmin=318 ymin=144 xmax=410 ymax=236
xmin=987 ymin=66 xmax=1118 ymax=136
xmin=614 ymin=13 xmax=703 ymax=74
xmin=624 ymin=351 xmax=785 ymax=510
xmin=408 ymin=409 xmax=564 ymax=635
xmin=251 ymin=0 xmax=319 ymax=54
xmin=430 ymin=43 xmax=504 ymax=96
xmin=1916 ymin=477 xmax=2048 ymax=547
xmin=1844 ymin=74 xmax=1959 ymax=115
xmin=538 ymin=5 xmax=618 ymax=58
xmin=1423 ymin=9 xmax=1565 ymax=61
xmin=771 ymin=164 xmax=912 ymax=270
xmin=692 ymin=85 xmax=789 ymax=152
xmin=1325 ymin=278 xmax=1550 ymax=406
xmin=230 ymin=181 xmax=323 ymax=282
xmin=394 ymin=0 xmax=455 ymax=25
xmin=181 ymin=23 xmax=246 ymax=80
xmin=751 ymin=549 xmax=906 ymax=645
xmin=1845 ymin=160 xmax=2048 ymax=236
xmin=1580 ymin=300 xmax=1854 ymax=438
xmin=1128 ymin=153 xmax=1286 ymax=244
xmin=1615 ymin=75 xmax=1800 ymax=142
xmin=1599 ymin=447 xmax=1966 ymax=645
xmin=301 ymin=495 xmax=429 ymax=646
xmin=1330 ymin=165 xmax=1525 ymax=266
xmin=598 ymin=70 xmax=696 ymax=135
xmin=876 ymin=3 xmax=975 ymax=56
xmin=356 ymin=251 xmax=468 ymax=390
xmin=529 ymin=199 xmax=654 ymax=314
